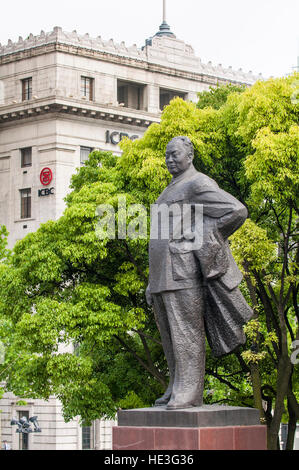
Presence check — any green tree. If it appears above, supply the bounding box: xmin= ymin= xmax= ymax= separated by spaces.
xmin=0 ymin=77 xmax=298 ymax=449
xmin=0 ymin=225 xmax=10 ymax=401
xmin=197 ymin=83 xmax=246 ymax=110
xmin=0 ymin=225 xmax=9 ymax=262
xmin=0 ymin=152 xmax=167 ymax=422
xmin=229 ymin=76 xmax=299 ymax=450
xmin=199 ymin=76 xmax=299 ymax=449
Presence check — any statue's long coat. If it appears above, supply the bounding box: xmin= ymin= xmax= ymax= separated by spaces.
xmin=190 ymin=169 xmax=253 ymax=357
xmin=149 ymin=165 xmax=253 ymax=357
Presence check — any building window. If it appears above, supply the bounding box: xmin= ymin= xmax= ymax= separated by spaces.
xmin=159 ymin=88 xmax=186 ymax=110
xmin=18 ymin=411 xmax=29 ymax=450
xmin=20 ymin=188 xmax=31 ymax=219
xmin=22 ymin=78 xmax=32 ymax=101
xmin=21 ymin=147 xmax=32 ymax=168
xmin=80 ymin=146 xmax=93 ymax=165
xmin=82 ymin=426 xmax=91 ymax=450
xmin=117 ymin=80 xmax=146 ymax=110
xmin=81 ymin=76 xmax=94 ymax=101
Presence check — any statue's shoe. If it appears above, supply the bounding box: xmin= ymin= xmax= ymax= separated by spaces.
xmin=166 ymin=403 xmax=193 ymax=410
xmin=154 ymin=382 xmax=173 ymax=406
xmin=166 ymin=397 xmax=203 ymax=410
xmin=154 ymin=394 xmax=171 ymax=406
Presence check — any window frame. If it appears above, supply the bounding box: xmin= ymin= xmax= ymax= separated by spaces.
xmin=81 ymin=76 xmax=94 ymax=101
xmin=159 ymin=87 xmax=187 ymax=110
xmin=117 ymin=79 xmax=146 ymax=111
xmin=20 ymin=188 xmax=31 ymax=219
xmin=82 ymin=426 xmax=91 ymax=450
xmin=21 ymin=147 xmax=32 ymax=168
xmin=22 ymin=78 xmax=32 ymax=101
xmin=80 ymin=146 xmax=93 ymax=165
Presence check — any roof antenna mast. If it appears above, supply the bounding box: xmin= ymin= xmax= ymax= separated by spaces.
xmin=155 ymin=0 xmax=175 ymax=38
xmin=144 ymin=0 xmax=175 ymax=47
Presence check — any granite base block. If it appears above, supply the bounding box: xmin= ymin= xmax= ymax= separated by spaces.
xmin=113 ymin=405 xmax=267 ymax=450
xmin=112 ymin=425 xmax=267 ymax=450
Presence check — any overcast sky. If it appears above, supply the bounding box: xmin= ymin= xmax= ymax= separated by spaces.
xmin=1 ymin=0 xmax=298 ymax=78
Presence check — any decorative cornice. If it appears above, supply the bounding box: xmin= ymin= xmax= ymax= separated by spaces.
xmin=0 ymin=27 xmax=263 ymax=85
xmin=0 ymin=97 xmax=157 ymax=127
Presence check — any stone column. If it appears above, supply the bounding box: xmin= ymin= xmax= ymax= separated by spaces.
xmin=93 ymin=419 xmax=102 ymax=450
xmin=147 ymin=84 xmax=160 ymax=114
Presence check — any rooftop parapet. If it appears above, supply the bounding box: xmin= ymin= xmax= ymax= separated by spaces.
xmin=0 ymin=27 xmax=263 ymax=84
xmin=0 ymin=27 xmax=146 ymax=59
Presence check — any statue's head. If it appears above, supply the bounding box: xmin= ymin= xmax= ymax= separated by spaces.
xmin=165 ymin=136 xmax=194 ymax=177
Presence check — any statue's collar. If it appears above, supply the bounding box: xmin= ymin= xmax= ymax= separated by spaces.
xmin=169 ymin=165 xmax=197 ymax=186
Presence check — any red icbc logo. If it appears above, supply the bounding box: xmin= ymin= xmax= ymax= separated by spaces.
xmin=40 ymin=168 xmax=53 ymax=186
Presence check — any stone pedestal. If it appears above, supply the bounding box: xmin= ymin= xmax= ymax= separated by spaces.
xmin=112 ymin=405 xmax=267 ymax=450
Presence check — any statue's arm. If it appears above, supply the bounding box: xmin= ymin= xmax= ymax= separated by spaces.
xmin=192 ymin=179 xmax=247 ymax=239
xmin=191 ymin=178 xmax=247 ymax=280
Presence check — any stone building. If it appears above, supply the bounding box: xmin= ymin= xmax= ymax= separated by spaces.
xmin=0 ymin=19 xmax=261 ymax=450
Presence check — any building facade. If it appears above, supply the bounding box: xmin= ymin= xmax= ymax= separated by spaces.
xmin=0 ymin=23 xmax=261 ymax=450
xmin=0 ymin=390 xmax=117 ymax=450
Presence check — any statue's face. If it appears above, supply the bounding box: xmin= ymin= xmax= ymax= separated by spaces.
xmin=165 ymin=140 xmax=192 ymax=176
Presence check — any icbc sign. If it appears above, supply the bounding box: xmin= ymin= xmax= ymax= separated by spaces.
xmin=40 ymin=167 xmax=53 ymax=186
xmin=38 ymin=187 xmax=54 ymax=197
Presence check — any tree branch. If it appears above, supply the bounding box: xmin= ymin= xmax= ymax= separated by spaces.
xmin=131 ymin=329 xmax=162 ymax=346
xmin=279 ymin=207 xmax=293 ymax=307
xmin=205 ymin=368 xmax=241 ymax=392
xmin=114 ymin=334 xmax=166 ymax=387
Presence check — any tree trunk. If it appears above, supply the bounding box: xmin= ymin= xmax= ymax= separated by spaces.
xmin=243 ymin=268 xmax=266 ymax=423
xmin=286 ymin=377 xmax=299 ymax=450
xmin=267 ymin=356 xmax=292 ymax=450
xmin=250 ymin=362 xmax=265 ymax=421
xmin=286 ymin=405 xmax=296 ymax=450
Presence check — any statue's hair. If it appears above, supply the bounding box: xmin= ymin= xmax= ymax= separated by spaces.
xmin=168 ymin=136 xmax=194 ymax=159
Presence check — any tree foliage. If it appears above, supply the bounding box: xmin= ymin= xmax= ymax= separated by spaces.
xmin=0 ymin=225 xmax=10 ymax=401
xmin=197 ymin=83 xmax=246 ymax=110
xmin=0 ymin=75 xmax=298 ymax=448
xmin=0 ymin=225 xmax=9 ymax=263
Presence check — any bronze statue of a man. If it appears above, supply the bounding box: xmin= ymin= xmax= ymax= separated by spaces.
xmin=146 ymin=136 xmax=253 ymax=410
